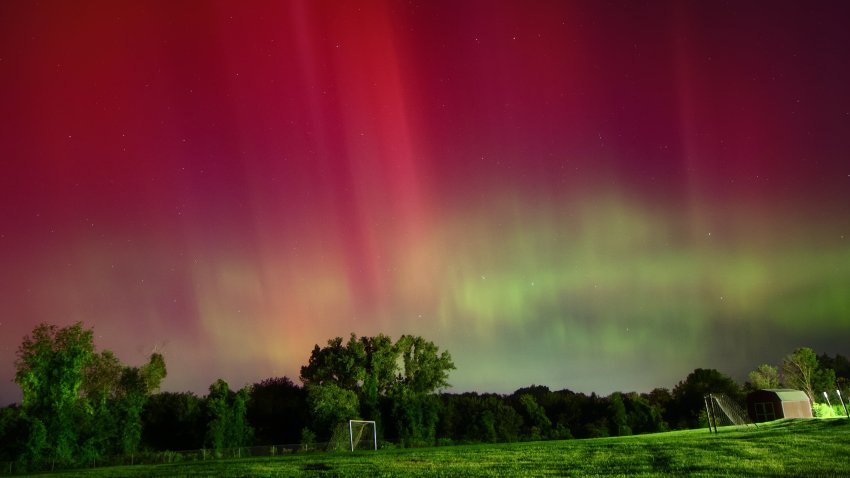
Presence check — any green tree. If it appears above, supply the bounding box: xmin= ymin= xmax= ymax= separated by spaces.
xmin=607 ymin=392 xmax=631 ymax=436
xmin=231 ymin=386 xmax=253 ymax=448
xmin=305 ymin=383 xmax=360 ymax=438
xmin=205 ymin=379 xmax=254 ymax=453
xmin=116 ymin=367 xmax=146 ymax=456
xmin=81 ymin=351 xmax=123 ymax=405
xmin=622 ymin=392 xmax=666 ymax=434
xmin=389 ymin=335 xmax=455 ymax=446
xmin=14 ymin=322 xmax=94 ymax=464
xmin=300 ymin=335 xmax=365 ymax=390
xmin=641 ymin=388 xmax=672 ymax=432
xmin=301 ymin=333 xmax=454 ymax=445
xmin=748 ymin=364 xmax=780 ymax=391
xmin=140 ymin=352 xmax=167 ymax=394
xmin=12 ymin=323 xmax=168 ymax=465
xmin=359 ymin=334 xmax=397 ymax=427
xmin=206 ymin=380 xmax=230 ymax=452
xmin=782 ymin=347 xmax=835 ymax=404
xmin=395 ymin=335 xmax=454 ymax=394
xmin=78 ymin=351 xmax=167 ymax=457
xmin=518 ymin=394 xmax=551 ymax=440
xmin=77 ymin=350 xmax=121 ymax=461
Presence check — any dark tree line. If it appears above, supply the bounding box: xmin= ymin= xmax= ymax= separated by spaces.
xmin=2 ymin=323 xmax=849 ymax=470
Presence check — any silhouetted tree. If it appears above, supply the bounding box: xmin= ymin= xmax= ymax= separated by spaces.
xmin=644 ymin=387 xmax=673 ymax=428
xmin=142 ymin=391 xmax=205 ymax=451
xmin=818 ymin=353 xmax=850 ymax=389
xmin=0 ymin=405 xmax=27 ymax=462
xmin=247 ymin=377 xmax=307 ymax=445
xmin=436 ymin=393 xmax=523 ymax=443
xmin=544 ymin=389 xmax=582 ymax=439
xmin=671 ymin=368 xmax=741 ymax=429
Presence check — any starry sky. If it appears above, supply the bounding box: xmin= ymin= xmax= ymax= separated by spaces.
xmin=1 ymin=1 xmax=849 ymax=405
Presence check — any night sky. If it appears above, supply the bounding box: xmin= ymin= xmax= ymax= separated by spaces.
xmin=2 ymin=1 xmax=849 ymax=405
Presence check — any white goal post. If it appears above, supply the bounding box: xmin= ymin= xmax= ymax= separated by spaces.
xmin=348 ymin=420 xmax=377 ymax=451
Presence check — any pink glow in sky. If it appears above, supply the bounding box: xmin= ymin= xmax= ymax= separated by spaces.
xmin=1 ymin=1 xmax=849 ymax=405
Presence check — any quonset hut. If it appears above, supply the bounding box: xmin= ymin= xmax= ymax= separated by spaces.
xmin=746 ymin=389 xmax=812 ymax=422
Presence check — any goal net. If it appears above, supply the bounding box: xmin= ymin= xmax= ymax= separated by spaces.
xmin=349 ymin=420 xmax=377 ymax=451
xmin=704 ymin=393 xmax=755 ymax=432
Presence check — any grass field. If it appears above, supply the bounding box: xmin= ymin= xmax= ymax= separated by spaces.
xmin=29 ymin=418 xmax=850 ymax=477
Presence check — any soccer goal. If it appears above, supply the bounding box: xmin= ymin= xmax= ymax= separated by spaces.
xmin=704 ymin=393 xmax=755 ymax=432
xmin=349 ymin=420 xmax=377 ymax=451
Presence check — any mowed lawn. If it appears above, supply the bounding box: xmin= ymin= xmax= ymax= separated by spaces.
xmin=32 ymin=419 xmax=850 ymax=477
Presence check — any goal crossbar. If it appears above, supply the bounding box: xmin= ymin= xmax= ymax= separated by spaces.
xmin=348 ymin=420 xmax=377 ymax=451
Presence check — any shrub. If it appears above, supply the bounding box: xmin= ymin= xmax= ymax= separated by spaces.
xmin=299 ymin=428 xmax=316 ymax=451
xmin=812 ymin=403 xmax=835 ymax=418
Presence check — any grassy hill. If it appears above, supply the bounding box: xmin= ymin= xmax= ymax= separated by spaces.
xmin=28 ymin=418 xmax=850 ymax=477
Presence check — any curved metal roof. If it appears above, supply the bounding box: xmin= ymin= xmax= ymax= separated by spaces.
xmin=760 ymin=389 xmax=810 ymax=402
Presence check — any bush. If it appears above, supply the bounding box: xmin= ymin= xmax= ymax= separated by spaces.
xmin=299 ymin=428 xmax=316 ymax=451
xmin=160 ymin=450 xmax=182 ymax=463
xmin=812 ymin=403 xmax=836 ymax=418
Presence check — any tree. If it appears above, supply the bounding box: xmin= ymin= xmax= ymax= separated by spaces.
xmin=300 ymin=335 xmax=365 ymax=390
xmin=671 ymin=368 xmax=742 ymax=429
xmin=205 ymin=379 xmax=254 ymax=453
xmin=644 ymin=387 xmax=673 ymax=424
xmin=139 ymin=352 xmax=167 ymax=394
xmin=518 ymin=393 xmax=552 ymax=440
xmin=818 ymin=353 xmax=850 ymax=389
xmin=14 ymin=322 xmax=94 ymax=464
xmin=581 ymin=393 xmax=610 ymax=438
xmin=305 ymin=383 xmax=359 ymax=438
xmin=359 ymin=334 xmax=397 ymax=427
xmin=437 ymin=393 xmax=522 ymax=443
xmin=782 ymin=347 xmax=835 ymax=405
xmin=247 ymin=377 xmax=307 ymax=445
xmin=748 ymin=364 xmax=780 ymax=391
xmin=622 ymin=392 xmax=666 ymax=434
xmin=545 ymin=389 xmax=583 ymax=439
xmin=0 ymin=405 xmax=27 ymax=462
xmin=12 ymin=322 xmax=169 ymax=465
xmin=394 ymin=335 xmax=454 ymax=394
xmin=607 ymin=393 xmax=631 ymax=436
xmin=76 ymin=350 xmax=123 ymax=461
xmin=142 ymin=392 xmax=205 ymax=451
xmin=387 ymin=335 xmax=454 ymax=446
xmin=115 ymin=353 xmax=167 ymax=455
xmin=300 ymin=333 xmax=454 ymax=446
xmin=81 ymin=350 xmax=123 ymax=405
